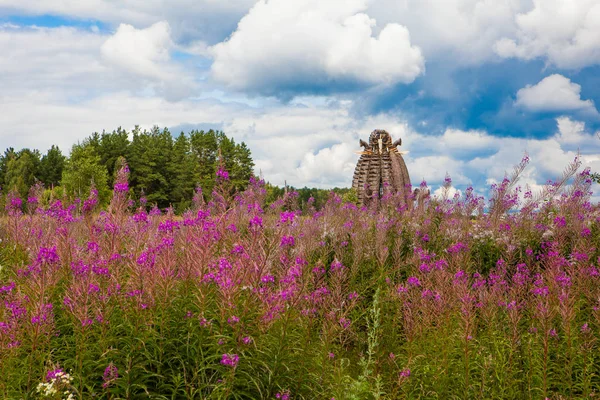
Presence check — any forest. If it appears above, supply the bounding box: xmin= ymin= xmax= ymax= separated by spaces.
xmin=0 ymin=127 xmax=351 ymax=213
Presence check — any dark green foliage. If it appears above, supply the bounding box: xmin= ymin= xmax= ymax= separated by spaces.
xmin=0 ymin=147 xmax=16 ymax=189
xmin=265 ymin=185 xmax=354 ymax=211
xmin=1 ymin=148 xmax=41 ymax=199
xmin=0 ymin=126 xmax=258 ymax=211
xmin=189 ymin=129 xmax=219 ymax=196
xmin=61 ymin=140 xmax=111 ymax=203
xmin=169 ymin=132 xmax=197 ymax=212
xmin=39 ymin=145 xmax=66 ymax=188
xmin=0 ymin=124 xmax=356 ymax=214
xmin=98 ymin=127 xmax=130 ymax=179
xmin=188 ymin=129 xmax=255 ymax=197
xmin=470 ymin=236 xmax=504 ymax=275
xmin=129 ymin=126 xmax=174 ymax=207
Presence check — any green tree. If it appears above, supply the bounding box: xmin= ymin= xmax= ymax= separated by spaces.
xmin=61 ymin=142 xmax=110 ymax=204
xmin=265 ymin=182 xmax=285 ymax=205
xmin=39 ymin=145 xmax=66 ymax=187
xmin=232 ymin=141 xmax=255 ymax=190
xmin=128 ymin=126 xmax=173 ymax=208
xmin=169 ymin=132 xmax=196 ymax=211
xmin=98 ymin=127 xmax=131 ymax=179
xmin=190 ymin=129 xmax=219 ymax=196
xmin=4 ymin=148 xmax=41 ymax=199
xmin=0 ymin=147 xmax=16 ymax=189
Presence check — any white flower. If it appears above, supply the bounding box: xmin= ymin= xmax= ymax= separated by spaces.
xmin=542 ymin=230 xmax=554 ymax=239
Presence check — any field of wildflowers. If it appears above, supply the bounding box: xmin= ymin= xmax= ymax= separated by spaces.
xmin=1 ymin=156 xmax=600 ymax=399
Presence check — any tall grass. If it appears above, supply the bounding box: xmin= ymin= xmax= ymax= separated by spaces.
xmin=1 ymin=156 xmax=600 ymax=399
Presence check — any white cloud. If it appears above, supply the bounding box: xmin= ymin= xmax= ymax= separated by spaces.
xmin=0 ymin=25 xmax=108 ymax=96
xmin=101 ymin=21 xmax=198 ymax=100
xmin=210 ymin=0 xmax=424 ymax=93
xmin=3 ymin=0 xmax=598 ymax=72
xmin=101 ymin=21 xmax=173 ymax=80
xmin=1 ymin=81 xmax=600 ymax=197
xmin=515 ymin=74 xmax=597 ymax=114
xmin=411 ymin=156 xmax=471 ymax=186
xmin=1 ymin=2 xmax=600 ymax=199
xmin=296 ymin=143 xmax=357 ymax=187
xmin=0 ymin=0 xmax=257 ymax=43
xmin=0 ymin=23 xmax=196 ymax=103
xmin=433 ymin=186 xmax=462 ymax=200
xmin=556 ymin=117 xmax=589 ymax=145
xmin=495 ymin=0 xmax=600 ymax=69
xmin=367 ymin=0 xmax=527 ymax=65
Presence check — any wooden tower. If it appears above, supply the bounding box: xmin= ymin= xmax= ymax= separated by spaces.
xmin=352 ymin=129 xmax=411 ymax=207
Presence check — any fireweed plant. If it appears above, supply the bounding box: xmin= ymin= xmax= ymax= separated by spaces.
xmin=1 ymin=156 xmax=600 ymax=399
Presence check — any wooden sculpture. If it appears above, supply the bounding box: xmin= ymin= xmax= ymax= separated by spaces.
xmin=352 ymin=129 xmax=411 ymax=206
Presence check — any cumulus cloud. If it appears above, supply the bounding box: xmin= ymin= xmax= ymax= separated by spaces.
xmin=210 ymin=0 xmax=424 ymax=95
xmin=515 ymin=74 xmax=598 ymax=114
xmin=100 ymin=21 xmax=196 ymax=99
xmin=433 ymin=186 xmax=462 ymax=200
xmin=0 ymin=0 xmax=257 ymax=43
xmin=0 ymin=25 xmax=108 ymax=95
xmin=1 ymin=82 xmax=600 ymax=197
xmin=296 ymin=143 xmax=357 ymax=187
xmin=0 ymin=23 xmax=196 ymax=101
xmin=410 ymin=156 xmax=471 ymax=186
xmin=2 ymin=2 xmax=600 ymax=198
xmin=495 ymin=0 xmax=600 ymax=69
xmin=101 ymin=21 xmax=173 ymax=80
xmin=367 ymin=0 xmax=526 ymax=65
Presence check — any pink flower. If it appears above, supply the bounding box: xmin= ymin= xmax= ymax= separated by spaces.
xmin=275 ymin=390 xmax=290 ymax=400
xmin=216 ymin=167 xmax=229 ymax=181
xmin=249 ymin=216 xmax=263 ymax=229
xmin=447 ymin=242 xmax=468 ymax=254
xmin=554 ymin=216 xmax=566 ymax=227
xmin=280 ymin=211 xmax=296 ymax=224
xmin=407 ymin=276 xmax=420 ymax=287
xmin=220 ymin=353 xmax=239 ymax=368
xmin=102 ymin=363 xmax=118 ymax=388
xmin=46 ymin=368 xmax=64 ymax=382
xmin=339 ymin=317 xmax=351 ymax=329
xmin=280 ymin=235 xmax=295 ymax=247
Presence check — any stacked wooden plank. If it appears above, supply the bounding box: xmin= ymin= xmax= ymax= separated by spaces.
xmin=352 ymin=130 xmax=411 ymax=207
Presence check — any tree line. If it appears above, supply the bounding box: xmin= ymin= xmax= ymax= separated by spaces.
xmin=0 ymin=127 xmax=254 ymax=211
xmin=0 ymin=126 xmax=356 ymax=212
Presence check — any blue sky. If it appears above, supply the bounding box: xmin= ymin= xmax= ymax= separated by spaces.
xmin=1 ymin=0 xmax=599 ymax=198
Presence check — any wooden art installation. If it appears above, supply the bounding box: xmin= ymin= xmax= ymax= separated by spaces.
xmin=352 ymin=129 xmax=412 ymax=206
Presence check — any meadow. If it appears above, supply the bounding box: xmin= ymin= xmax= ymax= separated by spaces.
xmin=1 ymin=156 xmax=600 ymax=399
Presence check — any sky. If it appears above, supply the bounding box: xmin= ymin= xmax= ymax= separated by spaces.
xmin=1 ymin=0 xmax=600 ymax=199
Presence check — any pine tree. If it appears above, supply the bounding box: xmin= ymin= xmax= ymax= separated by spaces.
xmin=169 ymin=132 xmax=196 ymax=211
xmin=39 ymin=145 xmax=66 ymax=187
xmin=128 ymin=126 xmax=173 ymax=208
xmin=98 ymin=127 xmax=130 ymax=179
xmin=234 ymin=141 xmax=255 ymax=189
xmin=190 ymin=129 xmax=219 ymax=197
